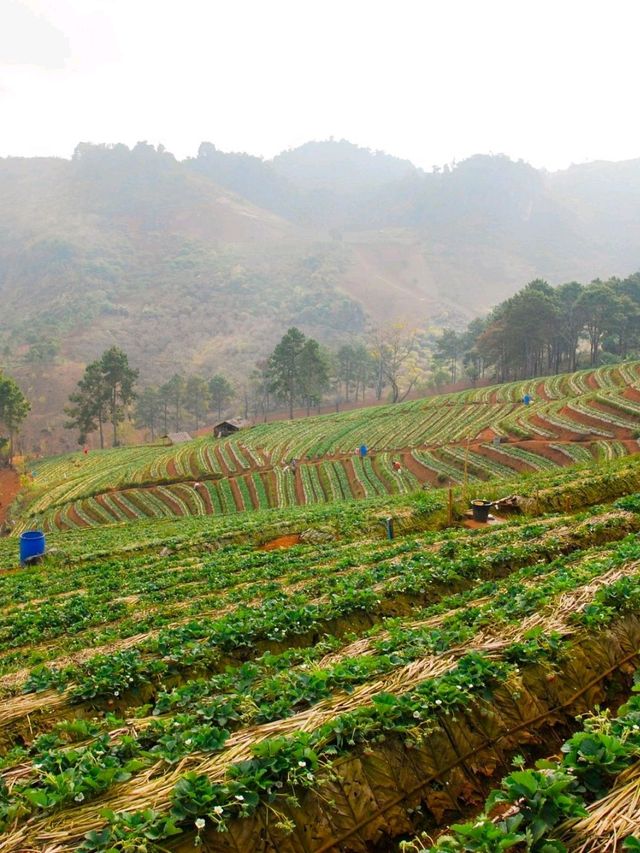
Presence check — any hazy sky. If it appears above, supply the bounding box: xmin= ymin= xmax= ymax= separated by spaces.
xmin=2 ymin=0 xmax=640 ymax=170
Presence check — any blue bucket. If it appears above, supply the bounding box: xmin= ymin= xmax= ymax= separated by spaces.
xmin=19 ymin=530 xmax=46 ymax=565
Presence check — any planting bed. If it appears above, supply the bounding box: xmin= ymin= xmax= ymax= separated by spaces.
xmin=2 ymin=475 xmax=640 ymax=850
xmin=11 ymin=361 xmax=640 ymax=533
xmin=3 ymin=364 xmax=640 ymax=850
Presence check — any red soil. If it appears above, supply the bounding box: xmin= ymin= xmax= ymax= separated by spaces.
xmin=559 ymin=404 xmax=629 ymax=439
xmin=342 ymin=458 xmax=365 ymax=499
xmin=462 ymin=514 xmax=507 ymax=530
xmin=149 ymin=487 xmax=183 ymax=516
xmin=536 ymin=381 xmax=552 ymax=401
xmin=259 ymin=534 xmax=302 ymax=551
xmin=401 ymin=452 xmax=439 ymax=486
xmin=475 ymin=444 xmax=534 ymax=474
xmin=475 ymin=426 xmax=499 ymax=442
xmin=518 ymin=441 xmax=579 ymax=467
xmin=166 ymin=460 xmax=178 ymax=478
xmin=82 ymin=502 xmax=111 ymax=525
xmin=94 ymin=493 xmax=121 ymax=523
xmin=528 ymin=413 xmax=585 ymax=442
xmin=214 ymin=446 xmax=233 ymax=477
xmin=109 ymin=493 xmax=139 ymax=521
xmin=589 ymin=399 xmax=639 ymax=433
xmin=228 ymin=479 xmax=244 ymax=512
xmin=0 ymin=468 xmax=20 ymax=527
xmin=586 ymin=372 xmax=599 ymax=390
xmin=66 ymin=504 xmax=90 ymax=528
xmin=294 ymin=467 xmax=305 ymax=504
xmin=197 ymin=483 xmax=214 ymax=514
xmin=623 ymin=387 xmax=640 ymax=403
xmin=243 ymin=474 xmax=259 ymax=510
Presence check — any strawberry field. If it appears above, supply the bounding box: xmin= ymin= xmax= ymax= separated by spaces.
xmin=11 ymin=361 xmax=640 ymax=534
xmin=2 ymin=463 xmax=640 ymax=850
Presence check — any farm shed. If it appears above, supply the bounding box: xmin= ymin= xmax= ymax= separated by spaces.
xmin=160 ymin=432 xmax=192 ymax=446
xmin=213 ymin=418 xmax=249 ymax=438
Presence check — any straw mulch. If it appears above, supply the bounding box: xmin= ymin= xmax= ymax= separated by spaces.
xmin=559 ymin=761 xmax=640 ymax=852
xmin=2 ymin=562 xmax=638 ymax=852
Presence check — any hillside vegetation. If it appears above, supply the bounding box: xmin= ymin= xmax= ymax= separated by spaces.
xmin=4 ymin=141 xmax=640 ymax=445
xmin=11 ymin=360 xmax=640 ymax=534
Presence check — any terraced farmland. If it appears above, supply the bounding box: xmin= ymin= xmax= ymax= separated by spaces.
xmin=3 ymin=458 xmax=640 ymax=850
xmin=12 ymin=361 xmax=640 ymax=534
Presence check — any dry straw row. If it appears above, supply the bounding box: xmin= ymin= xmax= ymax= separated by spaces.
xmin=559 ymin=760 xmax=640 ymax=852
xmin=1 ymin=561 xmax=636 ymax=852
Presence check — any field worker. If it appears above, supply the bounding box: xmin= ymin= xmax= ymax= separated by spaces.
xmin=393 ymin=460 xmax=402 ymax=471
xmin=83 ymin=446 xmax=89 ymax=455
xmin=522 ymin=393 xmax=532 ymax=406
xmin=360 ymin=444 xmax=368 ymax=458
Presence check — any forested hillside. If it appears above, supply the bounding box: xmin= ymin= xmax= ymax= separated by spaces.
xmin=3 ymin=139 xmax=640 ymax=445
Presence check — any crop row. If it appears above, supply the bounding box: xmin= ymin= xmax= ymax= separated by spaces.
xmin=5 ymin=530 xmax=640 ymax=851
xmin=18 ymin=361 xmax=640 ymax=528
xmin=21 ymin=455 xmax=426 ymax=532
xmin=410 ymin=677 xmax=640 ymax=851
xmin=7 ymin=453 xmax=640 ymax=580
xmin=2 ymin=504 xmax=635 ymax=737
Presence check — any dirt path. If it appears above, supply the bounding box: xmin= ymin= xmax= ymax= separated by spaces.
xmin=0 ymin=469 xmax=19 ymax=528
xmin=214 ymin=446 xmax=233 ymax=477
xmin=228 ymin=479 xmax=244 ymax=511
xmin=401 ymin=451 xmax=438 ymax=486
xmin=343 ymin=458 xmax=365 ymax=499
xmin=244 ymin=474 xmax=259 ymax=510
xmin=294 ymin=467 xmax=305 ymax=504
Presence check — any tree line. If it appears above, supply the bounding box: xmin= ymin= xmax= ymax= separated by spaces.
xmin=62 ymin=271 xmax=640 ymax=449
xmin=134 ymin=374 xmax=235 ymax=438
xmin=434 ymin=274 xmax=640 ymax=384
xmin=64 ymin=324 xmax=426 ymax=447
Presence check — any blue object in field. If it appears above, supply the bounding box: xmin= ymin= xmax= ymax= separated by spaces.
xmin=360 ymin=444 xmax=368 ymax=457
xmin=523 ymin=394 xmax=531 ymax=406
xmin=19 ymin=530 xmax=46 ymax=565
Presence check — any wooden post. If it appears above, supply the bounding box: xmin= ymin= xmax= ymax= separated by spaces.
xmin=448 ymin=487 xmax=453 ymax=525
xmin=463 ymin=434 xmax=471 ymax=503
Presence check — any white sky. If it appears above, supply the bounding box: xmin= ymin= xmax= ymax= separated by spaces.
xmin=2 ymin=0 xmax=640 ymax=171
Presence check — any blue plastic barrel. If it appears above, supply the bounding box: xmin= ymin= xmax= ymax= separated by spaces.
xmin=19 ymin=530 xmax=46 ymax=565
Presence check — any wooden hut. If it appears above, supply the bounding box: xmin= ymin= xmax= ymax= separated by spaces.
xmin=213 ymin=419 xmax=249 ymax=439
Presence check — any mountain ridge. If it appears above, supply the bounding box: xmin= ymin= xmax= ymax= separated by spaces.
xmin=2 ymin=138 xmax=640 ymax=448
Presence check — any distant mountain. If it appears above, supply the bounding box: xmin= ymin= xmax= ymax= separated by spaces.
xmin=2 ymin=139 xmax=640 ymax=448
xmin=272 ymin=139 xmax=419 ymax=191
